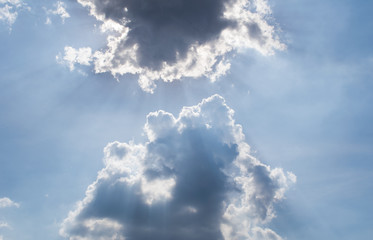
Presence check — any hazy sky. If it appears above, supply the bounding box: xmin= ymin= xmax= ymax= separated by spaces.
xmin=1 ymin=0 xmax=373 ymax=239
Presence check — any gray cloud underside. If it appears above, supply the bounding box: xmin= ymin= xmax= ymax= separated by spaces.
xmin=90 ymin=0 xmax=232 ymax=69
xmin=60 ymin=0 xmax=285 ymax=92
xmin=60 ymin=95 xmax=295 ymax=240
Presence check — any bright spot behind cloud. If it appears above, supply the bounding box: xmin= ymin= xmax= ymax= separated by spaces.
xmin=60 ymin=94 xmax=295 ymax=240
xmin=59 ymin=0 xmax=285 ymax=92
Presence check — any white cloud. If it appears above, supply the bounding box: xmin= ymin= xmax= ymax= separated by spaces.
xmin=45 ymin=1 xmax=70 ymax=24
xmin=0 ymin=197 xmax=19 ymax=208
xmin=65 ymin=218 xmax=125 ymax=240
xmin=0 ymin=0 xmax=28 ymax=27
xmin=0 ymin=198 xmax=19 ymax=239
xmin=45 ymin=16 xmax=51 ymax=25
xmin=59 ymin=0 xmax=285 ymax=93
xmin=56 ymin=46 xmax=93 ymax=71
xmin=0 ymin=222 xmax=10 ymax=229
xmin=0 ymin=4 xmax=17 ymax=25
xmin=60 ymin=95 xmax=295 ymax=240
xmin=252 ymin=227 xmax=283 ymax=240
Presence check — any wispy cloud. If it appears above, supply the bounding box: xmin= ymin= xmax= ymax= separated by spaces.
xmin=0 ymin=0 xmax=28 ymax=28
xmin=60 ymin=95 xmax=295 ymax=240
xmin=0 ymin=222 xmax=10 ymax=229
xmin=59 ymin=0 xmax=285 ymax=92
xmin=0 ymin=197 xmax=19 ymax=208
xmin=44 ymin=1 xmax=70 ymax=25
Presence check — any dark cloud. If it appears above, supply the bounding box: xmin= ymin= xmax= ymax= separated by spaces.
xmin=60 ymin=95 xmax=295 ymax=240
xmin=90 ymin=0 xmax=233 ymax=69
xmin=62 ymin=0 xmax=285 ymax=92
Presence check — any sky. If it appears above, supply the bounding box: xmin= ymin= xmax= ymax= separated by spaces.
xmin=0 ymin=0 xmax=373 ymax=239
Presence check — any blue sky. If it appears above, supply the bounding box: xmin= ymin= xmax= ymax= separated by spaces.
xmin=0 ymin=0 xmax=372 ymax=239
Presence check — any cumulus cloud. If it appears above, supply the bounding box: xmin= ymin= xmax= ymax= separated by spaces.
xmin=45 ymin=1 xmax=70 ymax=25
xmin=0 ymin=197 xmax=19 ymax=208
xmin=59 ymin=0 xmax=285 ymax=92
xmin=60 ymin=95 xmax=295 ymax=240
xmin=56 ymin=46 xmax=93 ymax=71
xmin=0 ymin=0 xmax=28 ymax=28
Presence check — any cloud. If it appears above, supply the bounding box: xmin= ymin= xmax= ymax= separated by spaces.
xmin=0 ymin=222 xmax=10 ymax=229
xmin=60 ymin=94 xmax=295 ymax=240
xmin=0 ymin=198 xmax=18 ymax=238
xmin=0 ymin=0 xmax=28 ymax=28
xmin=0 ymin=197 xmax=19 ymax=208
xmin=45 ymin=1 xmax=70 ymax=25
xmin=56 ymin=46 xmax=93 ymax=71
xmin=59 ymin=0 xmax=285 ymax=92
